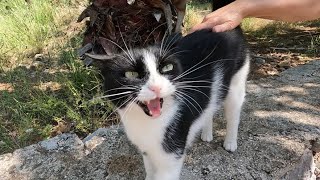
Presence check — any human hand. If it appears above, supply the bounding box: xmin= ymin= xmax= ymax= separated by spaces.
xmin=190 ymin=1 xmax=245 ymax=33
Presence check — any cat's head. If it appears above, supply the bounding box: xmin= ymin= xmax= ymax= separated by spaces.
xmin=89 ymin=36 xmax=183 ymax=118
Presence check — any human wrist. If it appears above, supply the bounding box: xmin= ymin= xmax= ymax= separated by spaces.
xmin=237 ymin=0 xmax=263 ymax=18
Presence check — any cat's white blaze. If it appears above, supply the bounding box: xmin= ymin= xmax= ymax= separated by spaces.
xmin=137 ymin=49 xmax=176 ymax=101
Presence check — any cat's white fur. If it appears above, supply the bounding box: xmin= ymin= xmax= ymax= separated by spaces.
xmin=117 ymin=50 xmax=250 ymax=180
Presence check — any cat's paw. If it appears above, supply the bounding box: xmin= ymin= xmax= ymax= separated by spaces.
xmin=201 ymin=132 xmax=213 ymax=142
xmin=223 ymin=140 xmax=237 ymax=152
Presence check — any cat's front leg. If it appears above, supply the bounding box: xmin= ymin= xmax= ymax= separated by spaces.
xmin=223 ymin=72 xmax=246 ymax=152
xmin=153 ymin=154 xmax=185 ymax=180
xmin=143 ymin=154 xmax=155 ymax=180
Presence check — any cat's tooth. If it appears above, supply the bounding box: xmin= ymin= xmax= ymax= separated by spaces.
xmin=149 ymin=110 xmax=153 ymax=116
xmin=146 ymin=100 xmax=150 ymax=104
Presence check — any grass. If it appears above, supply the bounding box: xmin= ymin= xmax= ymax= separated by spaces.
xmin=0 ymin=0 xmax=319 ymax=155
xmin=183 ymin=1 xmax=211 ymax=33
xmin=0 ymin=0 xmax=83 ymax=67
xmin=0 ymin=0 xmax=116 ymax=154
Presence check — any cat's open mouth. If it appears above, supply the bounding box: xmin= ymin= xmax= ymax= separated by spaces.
xmin=137 ymin=98 xmax=164 ymax=118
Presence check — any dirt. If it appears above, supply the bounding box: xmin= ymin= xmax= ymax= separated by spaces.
xmin=246 ymin=21 xmax=320 ymax=80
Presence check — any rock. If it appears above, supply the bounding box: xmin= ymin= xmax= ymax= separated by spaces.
xmin=266 ymin=67 xmax=279 ymax=75
xmin=255 ymin=57 xmax=266 ymax=65
xmin=30 ymin=61 xmax=45 ymax=70
xmin=34 ymin=54 xmax=44 ymax=61
xmin=281 ymin=149 xmax=316 ymax=180
xmin=311 ymin=139 xmax=320 ymax=154
xmin=279 ymin=60 xmax=291 ymax=68
xmin=25 ymin=128 xmax=34 ymax=133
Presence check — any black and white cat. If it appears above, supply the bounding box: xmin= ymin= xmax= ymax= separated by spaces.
xmin=88 ymin=2 xmax=250 ymax=180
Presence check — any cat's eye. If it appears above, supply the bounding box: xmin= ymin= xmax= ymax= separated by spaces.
xmin=161 ymin=64 xmax=174 ymax=73
xmin=125 ymin=71 xmax=139 ymax=79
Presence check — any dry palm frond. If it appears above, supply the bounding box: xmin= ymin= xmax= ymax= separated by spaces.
xmin=77 ymin=0 xmax=179 ymax=64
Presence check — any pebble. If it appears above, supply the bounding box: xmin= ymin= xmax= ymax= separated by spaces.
xmin=255 ymin=58 xmax=266 ymax=65
xmin=25 ymin=128 xmax=34 ymax=133
xmin=266 ymin=68 xmax=279 ymax=76
xmin=201 ymin=165 xmax=213 ymax=175
xmin=34 ymin=54 xmax=44 ymax=61
xmin=30 ymin=61 xmax=45 ymax=71
xmin=310 ymin=138 xmax=320 ymax=153
xmin=278 ymin=61 xmax=291 ymax=68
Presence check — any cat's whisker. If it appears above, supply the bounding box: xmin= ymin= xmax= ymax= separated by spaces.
xmin=160 ymin=30 xmax=169 ymax=56
xmin=105 ymin=87 xmax=138 ymax=93
xmin=162 ymin=33 xmax=180 ymax=57
xmin=176 ymin=87 xmax=210 ymax=99
xmin=173 ymin=43 xmax=220 ymax=81
xmin=106 ymin=96 xmax=134 ymax=121
xmin=91 ymin=93 xmax=132 ymax=103
xmin=114 ymin=79 xmax=140 ymax=89
xmin=164 ymin=50 xmax=189 ymax=60
xmin=174 ymin=93 xmax=194 ymax=115
xmin=109 ymin=94 xmax=133 ymax=101
xmin=122 ymin=97 xmax=137 ymax=120
xmin=175 ymin=80 xmax=212 ymax=85
xmin=145 ymin=22 xmax=167 ymax=46
xmin=175 ymin=75 xmax=207 ymax=81
xmin=175 ymin=90 xmax=202 ymax=114
xmin=98 ymin=91 xmax=133 ymax=99
xmin=175 ymin=92 xmax=201 ymax=115
xmin=177 ymin=85 xmax=212 ymax=89
xmin=177 ymin=90 xmax=203 ymax=113
xmin=162 ymin=46 xmax=179 ymax=58
xmin=117 ymin=21 xmax=135 ymax=62
xmin=174 ymin=58 xmax=237 ymax=81
xmin=103 ymin=38 xmax=134 ymax=63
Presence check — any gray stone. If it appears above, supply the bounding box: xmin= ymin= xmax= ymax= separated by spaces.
xmin=34 ymin=54 xmax=44 ymax=61
xmin=0 ymin=60 xmax=319 ymax=180
xmin=281 ymin=149 xmax=316 ymax=180
xmin=255 ymin=57 xmax=266 ymax=65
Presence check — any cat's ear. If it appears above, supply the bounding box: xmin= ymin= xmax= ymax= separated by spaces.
xmin=84 ymin=53 xmax=116 ymax=68
xmin=164 ymin=32 xmax=183 ymax=48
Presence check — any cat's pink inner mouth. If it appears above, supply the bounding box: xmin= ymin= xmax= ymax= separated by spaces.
xmin=145 ymin=97 xmax=161 ymax=117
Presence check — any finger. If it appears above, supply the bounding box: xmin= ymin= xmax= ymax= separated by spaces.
xmin=189 ymin=17 xmax=223 ymax=33
xmin=189 ymin=23 xmax=212 ymax=33
xmin=212 ymin=22 xmax=236 ymax=32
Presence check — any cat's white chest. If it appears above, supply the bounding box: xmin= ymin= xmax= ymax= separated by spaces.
xmin=118 ymin=100 xmax=178 ymax=152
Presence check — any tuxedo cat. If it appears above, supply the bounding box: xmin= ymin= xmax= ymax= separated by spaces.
xmin=88 ymin=1 xmax=250 ymax=179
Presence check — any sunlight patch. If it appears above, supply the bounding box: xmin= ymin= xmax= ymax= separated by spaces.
xmin=0 ymin=83 xmax=14 ymax=92
xmin=33 ymin=82 xmax=61 ymax=91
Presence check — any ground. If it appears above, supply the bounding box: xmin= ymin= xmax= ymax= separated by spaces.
xmin=0 ymin=59 xmax=319 ymax=179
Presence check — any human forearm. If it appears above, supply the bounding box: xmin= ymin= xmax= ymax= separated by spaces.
xmin=243 ymin=0 xmax=320 ymax=22
xmin=191 ymin=0 xmax=320 ymax=33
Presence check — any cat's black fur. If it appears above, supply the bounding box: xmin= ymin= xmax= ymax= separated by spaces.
xmin=162 ymin=27 xmax=247 ymax=156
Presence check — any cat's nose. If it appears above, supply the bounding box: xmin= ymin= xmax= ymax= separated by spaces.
xmin=149 ymin=85 xmax=161 ymax=96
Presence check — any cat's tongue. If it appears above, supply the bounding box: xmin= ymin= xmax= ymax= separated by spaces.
xmin=146 ymin=98 xmax=161 ymax=118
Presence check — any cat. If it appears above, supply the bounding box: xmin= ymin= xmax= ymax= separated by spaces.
xmin=87 ymin=1 xmax=250 ymax=179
